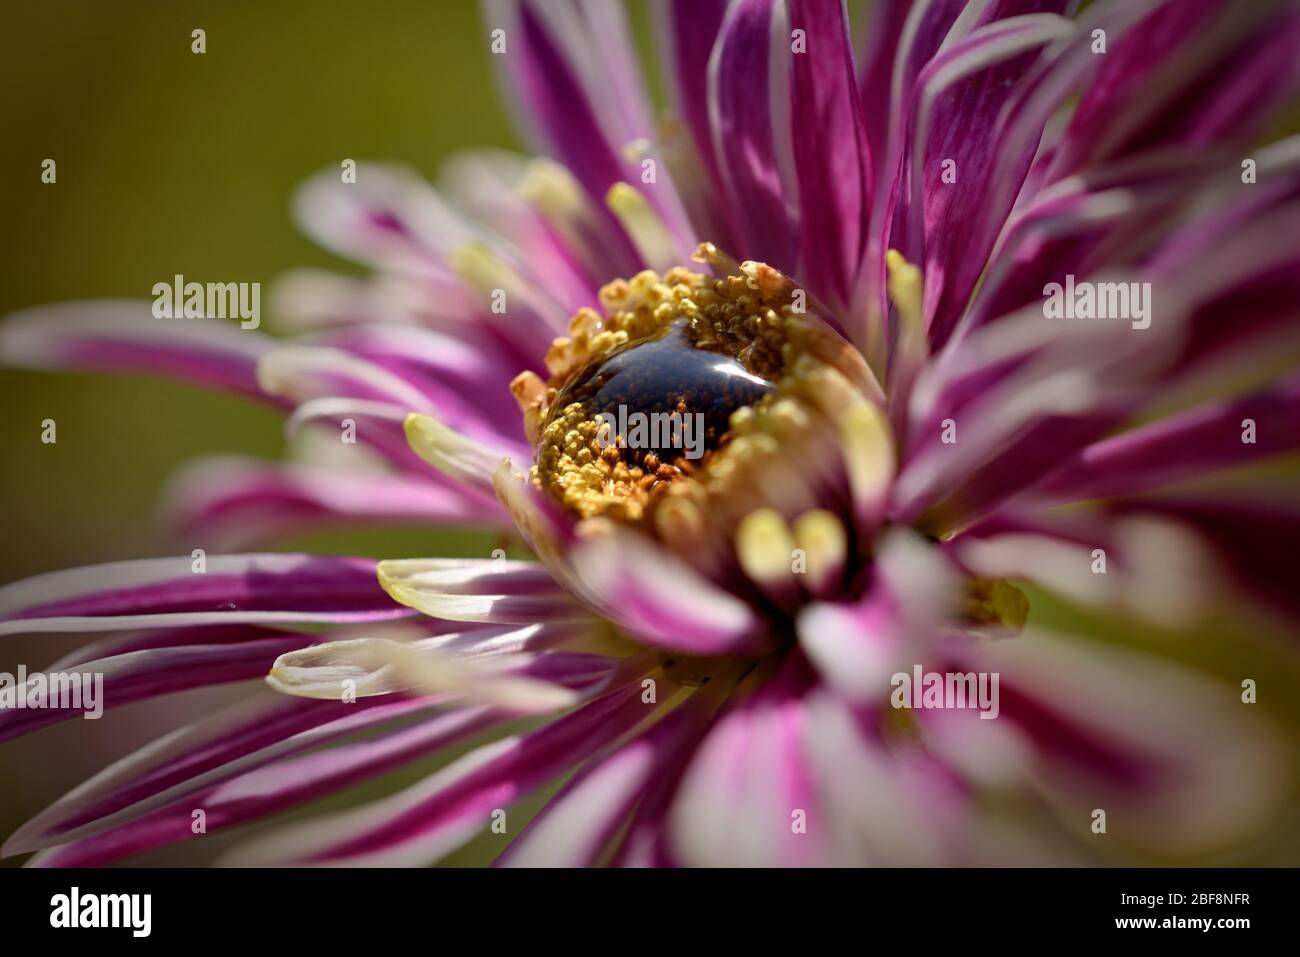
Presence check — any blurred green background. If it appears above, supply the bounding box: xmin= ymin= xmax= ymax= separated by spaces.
xmin=0 ymin=0 xmax=545 ymax=865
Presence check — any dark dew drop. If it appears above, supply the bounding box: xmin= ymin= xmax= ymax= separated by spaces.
xmin=550 ymin=319 xmax=775 ymax=465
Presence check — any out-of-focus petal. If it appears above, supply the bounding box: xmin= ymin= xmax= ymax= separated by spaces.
xmin=669 ymin=655 xmax=830 ymax=866
xmin=163 ymin=456 xmax=508 ymax=549
xmin=1109 ymin=493 xmax=1300 ymax=627
xmin=1032 ymin=374 xmax=1300 ymax=504
xmin=570 ymin=524 xmax=773 ymax=656
xmin=498 ymin=692 xmax=716 ymax=867
xmin=0 ymin=300 xmax=276 ymax=403
xmin=1050 ymin=1 xmax=1300 ymax=179
xmin=943 ymin=630 xmax=1292 ymax=857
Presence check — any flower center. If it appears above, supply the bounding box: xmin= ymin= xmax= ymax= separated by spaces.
xmin=548 ymin=316 xmax=775 ymax=471
xmin=513 ymin=244 xmax=855 ymax=523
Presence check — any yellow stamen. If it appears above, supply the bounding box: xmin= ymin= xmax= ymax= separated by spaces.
xmin=885 ymin=248 xmax=924 ymax=328
xmin=736 ymin=508 xmax=797 ymax=592
xmin=965 ymin=578 xmax=1031 ymax=635
xmin=792 ymin=510 xmax=847 ymax=594
xmin=606 ymin=182 xmax=678 ymax=271
xmin=450 ymin=240 xmax=522 ymax=299
xmin=840 ymin=402 xmax=894 ymax=519
xmin=516 ymin=158 xmax=588 ymax=223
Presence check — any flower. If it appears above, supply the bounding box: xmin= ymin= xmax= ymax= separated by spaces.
xmin=2 ymin=0 xmax=1300 ymax=867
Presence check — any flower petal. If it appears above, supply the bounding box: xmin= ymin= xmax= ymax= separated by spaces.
xmin=892 ymin=13 xmax=1076 ymax=349
xmin=1033 ymin=374 xmax=1300 ymax=504
xmin=669 ymin=655 xmax=829 ymax=866
xmin=958 ymin=630 xmax=1292 ymax=856
xmin=266 ymin=631 xmax=610 ymax=715
xmin=0 ymin=630 xmax=311 ymax=742
xmin=0 ymin=554 xmax=411 ymax=635
xmin=1051 ymin=1 xmax=1300 ymax=177
xmin=27 ymin=706 xmax=504 ymax=868
xmin=221 ymin=680 xmax=665 ymax=866
xmin=404 ymin=412 xmax=512 ymax=495
xmin=709 ymin=0 xmax=799 ymax=270
xmin=787 ymin=0 xmax=872 ymax=306
xmin=484 ymin=0 xmax=694 ymax=264
xmin=497 ymin=692 xmax=715 ymax=867
xmin=570 ymin=525 xmax=772 ymax=656
xmin=377 ymin=558 xmax=589 ymax=625
xmin=163 ymin=456 xmax=507 ymax=549
xmin=2 ymin=691 xmax=439 ymax=856
xmin=0 ymin=300 xmax=275 ymax=402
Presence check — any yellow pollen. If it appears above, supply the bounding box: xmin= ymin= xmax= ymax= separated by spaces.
xmin=605 ymin=182 xmax=677 ymax=270
xmin=519 ymin=246 xmax=881 ymax=531
xmin=736 ymin=508 xmax=797 ymax=587
xmin=884 ymin=248 xmax=924 ymax=328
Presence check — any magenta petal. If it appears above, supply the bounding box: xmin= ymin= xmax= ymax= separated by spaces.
xmin=27 ymin=707 xmax=503 ymax=868
xmin=962 ymin=150 xmax=1224 ymax=338
xmin=855 ymin=0 xmax=912 ymax=182
xmin=0 ymin=300 xmax=277 ymax=403
xmin=1035 ymin=375 xmax=1300 ymax=503
xmin=658 ymin=0 xmax=735 ymax=229
xmin=0 ymin=554 xmax=413 ymax=635
xmin=498 ymin=694 xmax=715 ymax=867
xmin=292 ymin=161 xmax=469 ymax=270
xmin=0 ymin=631 xmax=313 ymax=743
xmin=787 ymin=0 xmax=872 ymax=307
xmin=1051 ymin=1 xmax=1300 ymax=176
xmin=3 ymin=692 xmax=441 ymax=856
xmin=569 ymin=530 xmax=772 ymax=656
xmin=484 ymin=0 xmax=653 ymax=267
xmin=307 ymin=324 xmax=528 ymax=446
xmin=223 ymin=680 xmax=658 ymax=866
xmin=1111 ymin=495 xmax=1300 ymax=626
xmin=164 ymin=457 xmax=508 ymax=549
xmin=893 ymin=14 xmax=1074 ymax=349
xmin=709 ymin=0 xmax=798 ymax=271
xmin=48 ymin=623 xmax=321 ymax=671
xmin=669 ymin=654 xmax=828 ymax=867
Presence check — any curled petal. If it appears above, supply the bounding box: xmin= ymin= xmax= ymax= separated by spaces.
xmin=570 ymin=524 xmax=773 ymax=657
xmin=377 ymin=558 xmax=589 ymax=625
xmin=266 ymin=630 xmax=609 ymax=715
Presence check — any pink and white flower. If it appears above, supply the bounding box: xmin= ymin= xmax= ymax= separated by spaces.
xmin=3 ymin=0 xmax=1299 ymax=866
